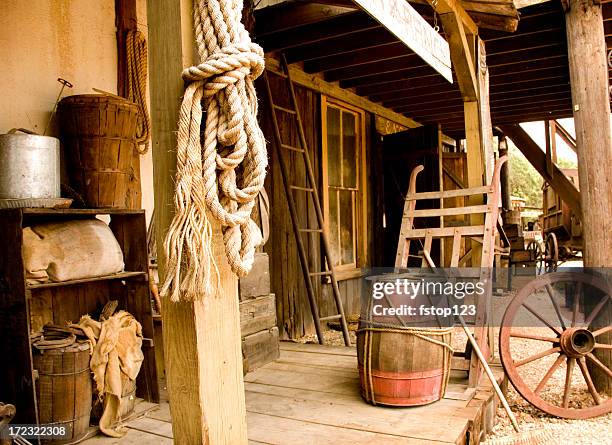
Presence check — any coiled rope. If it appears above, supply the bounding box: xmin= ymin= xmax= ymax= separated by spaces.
xmin=161 ymin=0 xmax=267 ymax=302
xmin=126 ymin=29 xmax=150 ymax=154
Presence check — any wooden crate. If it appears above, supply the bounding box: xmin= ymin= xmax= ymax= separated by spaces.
xmin=0 ymin=208 xmax=159 ymax=425
xmin=239 ymin=294 xmax=277 ymax=337
xmin=242 ymin=327 xmax=280 ymax=373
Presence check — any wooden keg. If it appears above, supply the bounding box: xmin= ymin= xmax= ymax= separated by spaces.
xmin=357 ymin=326 xmax=453 ymax=406
xmin=359 ymin=274 xmax=453 ymax=406
xmin=32 ymin=342 xmax=92 ymax=444
xmin=59 ymin=94 xmax=141 ymax=209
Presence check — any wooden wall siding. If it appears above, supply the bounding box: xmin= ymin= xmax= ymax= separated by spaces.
xmin=259 ymin=74 xmax=374 ymax=339
xmin=442 ymin=152 xmax=469 ymax=266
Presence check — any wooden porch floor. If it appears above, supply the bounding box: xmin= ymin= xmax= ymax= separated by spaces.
xmin=84 ymin=342 xmax=502 ymax=444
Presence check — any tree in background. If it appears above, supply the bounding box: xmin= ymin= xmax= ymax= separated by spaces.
xmin=508 ymin=145 xmax=577 ymax=209
xmin=509 ymin=145 xmax=543 ymax=208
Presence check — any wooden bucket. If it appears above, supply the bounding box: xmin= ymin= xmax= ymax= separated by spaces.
xmin=32 ymin=342 xmax=92 ymax=444
xmin=357 ymin=326 xmax=453 ymax=406
xmin=59 ymin=94 xmax=141 ymax=209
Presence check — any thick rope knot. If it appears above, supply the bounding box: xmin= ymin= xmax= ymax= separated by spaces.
xmin=160 ymin=0 xmax=268 ymax=302
xmin=181 ymin=43 xmax=265 ymax=86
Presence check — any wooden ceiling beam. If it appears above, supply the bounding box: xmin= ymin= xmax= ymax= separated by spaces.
xmin=395 ymin=88 xmax=572 ymax=115
xmin=383 ymin=75 xmax=570 ymax=109
xmin=480 ymin=11 xmax=562 ymax=40
xmin=489 ymin=55 xmax=568 ymax=75
xmin=408 ymin=98 xmax=574 ymax=123
xmin=394 ymin=82 xmax=569 ymax=114
xmin=486 ymin=29 xmax=565 ymax=55
xmin=284 ymin=27 xmax=395 ymax=63
xmin=323 ymin=53 xmax=422 ymax=81
xmin=440 ymin=12 xmax=478 ymax=101
xmin=339 ymin=64 xmax=438 ymax=88
xmin=254 ymin=2 xmax=356 ymax=37
xmin=423 ymin=0 xmax=478 ymax=35
xmin=363 ymin=77 xmax=451 ymax=99
xmin=323 ymin=43 xmax=567 ymax=83
xmin=257 ymin=11 xmax=378 ymax=52
xmin=303 ymin=41 xmax=408 ymax=73
xmin=488 ymin=44 xmax=566 ymax=67
xmin=346 ymin=53 xmax=567 ymax=90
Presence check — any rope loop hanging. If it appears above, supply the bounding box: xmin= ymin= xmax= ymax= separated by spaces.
xmin=126 ymin=29 xmax=151 ymax=154
xmin=161 ymin=0 xmax=267 ymax=302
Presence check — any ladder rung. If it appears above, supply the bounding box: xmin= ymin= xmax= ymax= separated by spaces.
xmin=273 ymin=104 xmax=297 ymax=115
xmin=320 ymin=314 xmax=342 ymax=322
xmin=299 ymin=228 xmax=323 ymax=233
xmin=268 ymin=69 xmax=288 ymax=79
xmin=310 ymin=271 xmax=332 ymax=276
xmin=281 ymin=143 xmax=304 ymax=153
xmin=290 ymin=185 xmax=314 ymax=192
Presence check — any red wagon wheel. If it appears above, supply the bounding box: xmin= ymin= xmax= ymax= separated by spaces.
xmin=500 ymin=272 xmax=612 ymax=419
xmin=544 ymin=233 xmax=558 ymax=272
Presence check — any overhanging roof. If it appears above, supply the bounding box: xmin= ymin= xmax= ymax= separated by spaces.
xmin=255 ymin=1 xmax=612 ymax=138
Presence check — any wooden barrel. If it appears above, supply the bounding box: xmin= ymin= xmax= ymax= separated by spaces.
xmin=356 ymin=326 xmax=453 ymax=406
xmin=32 ymin=342 xmax=92 ymax=444
xmin=59 ymin=94 xmax=141 ymax=209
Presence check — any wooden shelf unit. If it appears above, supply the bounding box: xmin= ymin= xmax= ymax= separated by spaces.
xmin=0 ymin=208 xmax=159 ymax=425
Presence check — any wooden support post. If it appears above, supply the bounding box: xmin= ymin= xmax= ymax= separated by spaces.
xmin=148 ymin=0 xmax=249 ymax=442
xmin=499 ymin=144 xmax=511 ymax=215
xmin=564 ymin=0 xmax=612 ymax=395
xmin=442 ymin=16 xmax=494 ymax=387
xmin=564 ymin=0 xmax=612 ymax=267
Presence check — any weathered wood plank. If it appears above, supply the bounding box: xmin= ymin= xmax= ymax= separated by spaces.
xmin=244 ymin=391 xmax=468 ymax=443
xmin=247 ymin=411 xmax=441 ymax=445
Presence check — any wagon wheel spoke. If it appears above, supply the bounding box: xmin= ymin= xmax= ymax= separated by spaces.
xmin=577 ymin=357 xmax=602 ymax=405
xmin=545 ymin=284 xmax=567 ymax=330
xmin=510 ymin=331 xmax=559 ymax=342
xmin=594 ymin=343 xmax=612 ymax=349
xmin=562 ymin=357 xmax=576 ymax=408
xmin=586 ymin=353 xmax=612 ymax=379
xmin=571 ymin=283 xmax=582 ymax=328
xmin=514 ymin=347 xmax=561 ymax=367
xmin=584 ymin=295 xmax=610 ymax=327
xmin=592 ymin=326 xmax=612 ymax=337
xmin=523 ymin=303 xmax=563 ymax=336
xmin=535 ymin=353 xmax=566 ymax=394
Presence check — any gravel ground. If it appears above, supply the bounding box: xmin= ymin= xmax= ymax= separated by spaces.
xmin=295 ymin=284 xmax=612 ymax=445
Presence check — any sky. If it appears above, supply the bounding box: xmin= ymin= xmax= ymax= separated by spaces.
xmin=519 ymin=118 xmax=578 ymax=164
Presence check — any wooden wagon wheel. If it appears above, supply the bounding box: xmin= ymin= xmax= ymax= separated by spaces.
xmin=527 ymin=240 xmax=543 ymax=273
xmin=544 ymin=233 xmax=558 ymax=272
xmin=500 ymin=272 xmax=612 ymax=419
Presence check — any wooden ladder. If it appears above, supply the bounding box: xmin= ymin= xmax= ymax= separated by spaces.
xmin=262 ymin=56 xmax=351 ymax=346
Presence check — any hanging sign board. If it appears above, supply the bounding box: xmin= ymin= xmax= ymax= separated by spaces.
xmin=352 ymin=0 xmax=453 ymax=83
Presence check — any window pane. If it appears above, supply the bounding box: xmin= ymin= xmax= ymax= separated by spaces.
xmin=342 ymin=111 xmax=357 ymax=188
xmin=328 ymin=190 xmax=341 ymax=266
xmin=339 ymin=190 xmax=355 ymax=265
xmin=327 ymin=107 xmax=341 ymax=187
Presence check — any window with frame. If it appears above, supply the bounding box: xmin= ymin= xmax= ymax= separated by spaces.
xmin=321 ymin=97 xmax=366 ymax=277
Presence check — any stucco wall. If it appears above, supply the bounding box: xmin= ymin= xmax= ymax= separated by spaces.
xmin=0 ymin=0 xmax=154 ymax=223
